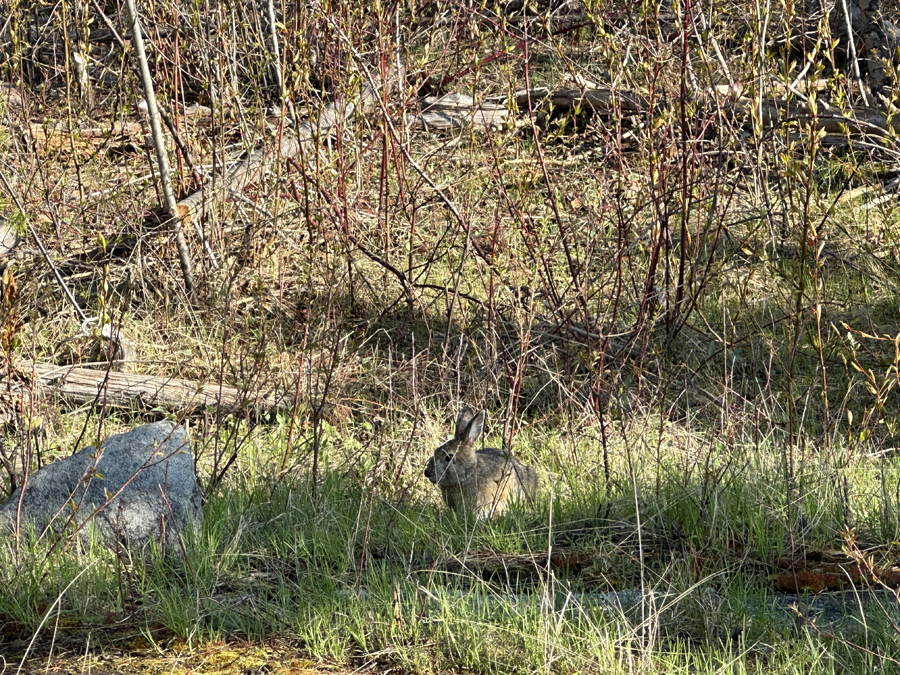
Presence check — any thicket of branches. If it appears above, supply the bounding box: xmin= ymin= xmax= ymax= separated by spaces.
xmin=0 ymin=0 xmax=899 ymax=497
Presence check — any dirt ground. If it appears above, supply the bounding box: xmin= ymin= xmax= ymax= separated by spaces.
xmin=4 ymin=631 xmax=370 ymax=675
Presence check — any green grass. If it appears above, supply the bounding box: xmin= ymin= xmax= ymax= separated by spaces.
xmin=3 ymin=418 xmax=900 ymax=673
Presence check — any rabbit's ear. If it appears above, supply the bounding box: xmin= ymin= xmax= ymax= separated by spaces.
xmin=455 ymin=407 xmax=476 ymax=438
xmin=462 ymin=410 xmax=485 ymax=447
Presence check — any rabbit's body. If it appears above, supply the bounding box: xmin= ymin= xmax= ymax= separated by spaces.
xmin=424 ymin=407 xmax=539 ymax=519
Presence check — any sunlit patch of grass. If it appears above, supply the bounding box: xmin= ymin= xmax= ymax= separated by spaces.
xmin=0 ymin=416 xmax=896 ymax=673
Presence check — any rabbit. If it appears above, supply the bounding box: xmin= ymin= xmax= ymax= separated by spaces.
xmin=424 ymin=407 xmax=539 ymax=519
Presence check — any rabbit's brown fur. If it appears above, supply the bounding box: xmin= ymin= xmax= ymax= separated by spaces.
xmin=424 ymin=407 xmax=539 ymax=519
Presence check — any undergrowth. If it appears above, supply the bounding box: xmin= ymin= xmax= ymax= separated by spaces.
xmin=3 ymin=0 xmax=900 ymax=672
xmin=3 ymin=418 xmax=900 ymax=672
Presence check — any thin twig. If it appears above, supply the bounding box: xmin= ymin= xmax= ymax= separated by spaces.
xmin=0 ymin=169 xmax=87 ymax=323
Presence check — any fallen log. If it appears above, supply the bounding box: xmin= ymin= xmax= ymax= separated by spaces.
xmin=426 ymin=84 xmax=900 ymax=150
xmin=174 ymin=67 xmax=404 ymax=227
xmin=512 ymin=86 xmax=648 ymax=114
xmin=416 ymin=92 xmax=510 ymax=131
xmin=20 ymin=362 xmax=294 ymax=416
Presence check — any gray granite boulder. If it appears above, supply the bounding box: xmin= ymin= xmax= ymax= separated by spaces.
xmin=0 ymin=421 xmax=202 ymax=553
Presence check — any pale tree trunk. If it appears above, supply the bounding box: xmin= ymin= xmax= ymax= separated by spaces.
xmin=124 ymin=0 xmax=197 ymax=302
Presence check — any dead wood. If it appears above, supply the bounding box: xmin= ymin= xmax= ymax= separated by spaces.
xmin=419 ymin=83 xmax=900 ymax=149
xmin=20 ymin=362 xmax=295 ymax=416
xmin=416 ymin=93 xmax=510 ymax=131
xmin=518 ymin=85 xmax=900 ymax=140
xmin=19 ymin=120 xmax=144 ymax=154
xmin=174 ymin=67 xmax=403 ymax=227
xmin=513 ymin=86 xmax=648 ymax=114
xmin=413 ymin=87 xmax=647 ymax=132
xmin=751 ymin=98 xmax=900 ymax=137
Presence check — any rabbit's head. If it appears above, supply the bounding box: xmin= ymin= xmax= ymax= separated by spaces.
xmin=424 ymin=407 xmax=483 ymax=486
